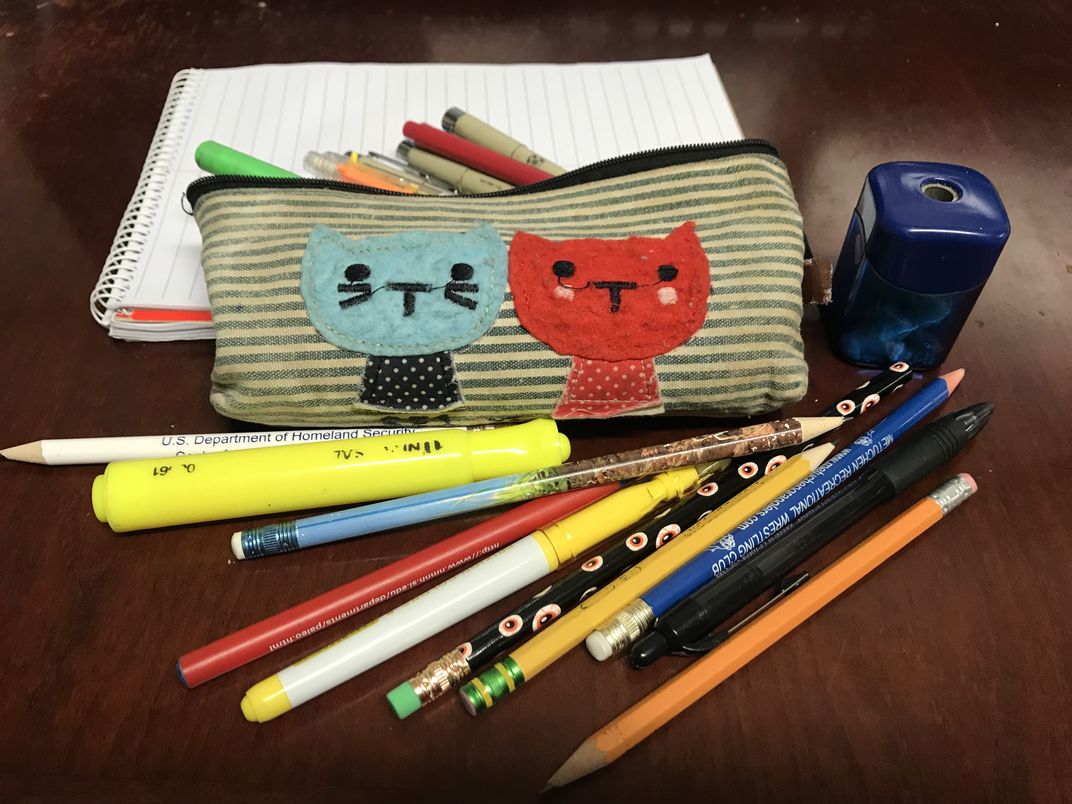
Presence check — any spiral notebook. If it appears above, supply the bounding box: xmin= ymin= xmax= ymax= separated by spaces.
xmin=90 ymin=56 xmax=741 ymax=341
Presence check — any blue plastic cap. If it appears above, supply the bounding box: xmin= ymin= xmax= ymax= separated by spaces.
xmin=862 ymin=162 xmax=1011 ymax=294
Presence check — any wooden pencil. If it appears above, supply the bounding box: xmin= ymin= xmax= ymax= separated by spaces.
xmin=544 ymin=474 xmax=978 ymax=790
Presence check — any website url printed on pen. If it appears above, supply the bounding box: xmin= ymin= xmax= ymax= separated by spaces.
xmin=266 ymin=542 xmax=501 ymax=652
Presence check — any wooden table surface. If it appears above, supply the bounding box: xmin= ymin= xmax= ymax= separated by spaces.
xmin=1 ymin=1 xmax=1070 ymax=801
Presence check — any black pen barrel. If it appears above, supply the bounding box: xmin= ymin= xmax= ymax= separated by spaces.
xmin=630 ymin=476 xmax=892 ymax=667
xmin=875 ymin=401 xmax=993 ymax=493
xmin=630 ymin=401 xmax=994 ymax=668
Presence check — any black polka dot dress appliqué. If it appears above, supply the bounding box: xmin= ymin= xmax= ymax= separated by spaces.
xmin=359 ymin=351 xmax=463 ymax=412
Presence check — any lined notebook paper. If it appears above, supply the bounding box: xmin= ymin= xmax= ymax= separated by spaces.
xmin=91 ymin=55 xmax=742 ymax=341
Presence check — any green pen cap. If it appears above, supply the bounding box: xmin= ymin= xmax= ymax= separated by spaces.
xmin=194 ymin=140 xmax=298 ymax=179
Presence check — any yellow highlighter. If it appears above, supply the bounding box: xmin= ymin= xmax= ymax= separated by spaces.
xmin=458 ymin=443 xmax=836 ymax=714
xmin=239 ymin=463 xmax=713 ymax=723
xmin=91 ymin=419 xmax=568 ymax=532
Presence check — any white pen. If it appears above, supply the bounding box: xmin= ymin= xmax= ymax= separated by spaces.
xmin=238 ymin=466 xmax=711 ymax=723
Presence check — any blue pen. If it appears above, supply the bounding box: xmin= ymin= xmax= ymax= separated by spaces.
xmin=231 ymin=474 xmax=530 ymax=559
xmin=585 ymin=368 xmax=963 ymax=661
xmin=231 ymin=415 xmax=844 ymax=560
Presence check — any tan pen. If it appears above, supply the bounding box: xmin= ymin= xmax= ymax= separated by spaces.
xmin=397 ymin=140 xmax=513 ymax=195
xmin=443 ymin=107 xmax=566 ymax=176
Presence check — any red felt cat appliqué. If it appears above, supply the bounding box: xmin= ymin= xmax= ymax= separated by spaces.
xmin=509 ymin=222 xmax=711 ymax=418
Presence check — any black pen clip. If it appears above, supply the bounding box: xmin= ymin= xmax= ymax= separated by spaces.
xmin=673 ymin=571 xmax=810 ymax=657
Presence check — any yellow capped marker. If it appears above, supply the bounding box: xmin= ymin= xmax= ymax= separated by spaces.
xmin=239 ymin=464 xmax=714 ymax=722
xmin=458 ymin=444 xmax=837 ymax=714
xmin=91 ymin=419 xmax=568 ymax=532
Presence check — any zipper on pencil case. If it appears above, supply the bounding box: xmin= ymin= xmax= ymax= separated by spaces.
xmin=184 ymin=138 xmax=780 ymax=208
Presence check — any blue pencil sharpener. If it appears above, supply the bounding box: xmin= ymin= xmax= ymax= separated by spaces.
xmin=824 ymin=162 xmax=1010 ymax=370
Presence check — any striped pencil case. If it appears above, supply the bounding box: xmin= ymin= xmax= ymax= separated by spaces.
xmin=188 ymin=140 xmax=809 ymax=426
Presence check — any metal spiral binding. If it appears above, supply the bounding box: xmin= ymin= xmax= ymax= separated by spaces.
xmin=90 ymin=69 xmax=205 ymax=326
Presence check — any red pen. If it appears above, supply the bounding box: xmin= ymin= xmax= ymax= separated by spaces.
xmin=402 ymin=121 xmax=555 ymax=186
xmin=176 ymin=483 xmax=618 ymax=687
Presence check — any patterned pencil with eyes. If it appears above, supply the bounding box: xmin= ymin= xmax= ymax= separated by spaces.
xmin=386 ymin=363 xmax=913 ymax=718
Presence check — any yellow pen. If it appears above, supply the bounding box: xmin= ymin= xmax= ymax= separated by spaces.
xmin=458 ymin=443 xmax=836 ymax=714
xmin=91 ymin=419 xmax=568 ymax=532
xmin=239 ymin=463 xmax=715 ymax=723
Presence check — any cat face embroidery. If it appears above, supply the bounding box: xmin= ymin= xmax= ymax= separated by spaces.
xmin=301 ymin=223 xmax=508 ymax=412
xmin=509 ymin=222 xmax=710 ymax=418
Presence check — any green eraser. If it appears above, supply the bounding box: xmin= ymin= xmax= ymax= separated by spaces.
xmin=386 ymin=682 xmax=422 ymax=719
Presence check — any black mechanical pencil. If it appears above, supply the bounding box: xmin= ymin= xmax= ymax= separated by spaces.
xmin=630 ymin=401 xmax=994 ymax=668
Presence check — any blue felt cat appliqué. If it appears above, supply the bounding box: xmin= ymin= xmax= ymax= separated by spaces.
xmin=301 ymin=223 xmax=508 ymax=412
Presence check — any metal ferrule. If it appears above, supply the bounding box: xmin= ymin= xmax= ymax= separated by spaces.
xmin=594 ymin=599 xmax=655 ymax=657
xmin=396 ymin=140 xmax=414 ymax=161
xmin=458 ymin=656 xmax=525 ymax=716
xmin=928 ymin=475 xmax=976 ymax=514
xmin=441 ymin=107 xmax=464 ymax=132
xmin=406 ymin=649 xmax=471 ymax=707
xmin=240 ymin=522 xmax=300 ymax=559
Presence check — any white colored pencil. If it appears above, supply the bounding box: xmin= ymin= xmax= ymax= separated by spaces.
xmin=1 ymin=427 xmax=446 ymax=465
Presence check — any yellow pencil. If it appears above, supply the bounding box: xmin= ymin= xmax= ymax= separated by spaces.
xmin=544 ymin=474 xmax=977 ymax=789
xmin=457 ymin=443 xmax=836 ymax=715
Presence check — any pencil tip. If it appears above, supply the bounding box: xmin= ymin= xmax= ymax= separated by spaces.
xmin=939 ymin=368 xmax=965 ymax=393
xmin=796 ymin=416 xmax=844 ymax=441
xmin=539 ymin=783 xmax=554 ymax=794
xmin=1 ymin=441 xmax=44 ymax=463
xmin=801 ymin=441 xmax=837 ymax=464
xmin=542 ymin=742 xmax=606 ymax=790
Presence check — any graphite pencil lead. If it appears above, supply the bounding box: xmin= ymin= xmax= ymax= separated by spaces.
xmin=543 ymin=741 xmax=607 ymax=790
